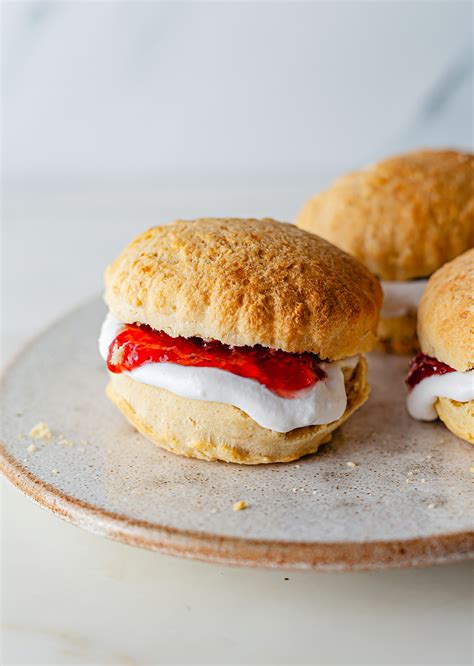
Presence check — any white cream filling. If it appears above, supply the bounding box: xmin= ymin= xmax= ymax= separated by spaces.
xmin=381 ymin=279 xmax=428 ymax=319
xmin=407 ymin=370 xmax=474 ymax=421
xmin=99 ymin=312 xmax=359 ymax=433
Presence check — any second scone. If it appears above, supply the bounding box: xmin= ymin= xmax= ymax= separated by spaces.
xmin=100 ymin=218 xmax=382 ymax=464
xmin=296 ymin=149 xmax=474 ymax=354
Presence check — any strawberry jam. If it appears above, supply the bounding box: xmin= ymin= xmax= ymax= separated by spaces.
xmin=107 ymin=323 xmax=326 ymax=398
xmin=405 ymin=352 xmax=455 ymax=390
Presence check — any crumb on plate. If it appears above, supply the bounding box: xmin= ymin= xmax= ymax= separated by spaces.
xmin=29 ymin=422 xmax=52 ymax=440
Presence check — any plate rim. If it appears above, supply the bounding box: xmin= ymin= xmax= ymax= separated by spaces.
xmin=2 ymin=444 xmax=473 ymax=571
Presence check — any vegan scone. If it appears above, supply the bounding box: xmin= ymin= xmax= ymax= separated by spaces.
xmin=406 ymin=250 xmax=474 ymax=444
xmin=296 ymin=149 xmax=474 ymax=354
xmin=99 ymin=218 xmax=382 ymax=464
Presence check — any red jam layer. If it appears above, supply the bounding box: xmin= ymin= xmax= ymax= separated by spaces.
xmin=107 ymin=323 xmax=326 ymax=398
xmin=405 ymin=352 xmax=455 ymax=390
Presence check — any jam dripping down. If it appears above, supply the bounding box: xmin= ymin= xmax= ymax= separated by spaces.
xmin=405 ymin=352 xmax=455 ymax=390
xmin=107 ymin=323 xmax=326 ymax=398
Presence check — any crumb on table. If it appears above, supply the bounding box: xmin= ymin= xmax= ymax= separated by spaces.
xmin=346 ymin=461 xmax=357 ymax=468
xmin=27 ymin=444 xmax=38 ymax=454
xmin=233 ymin=500 xmax=247 ymax=512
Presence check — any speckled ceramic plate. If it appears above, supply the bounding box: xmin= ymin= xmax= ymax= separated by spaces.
xmin=1 ymin=299 xmax=473 ymax=570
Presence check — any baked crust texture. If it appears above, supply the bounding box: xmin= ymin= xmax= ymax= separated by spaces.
xmin=106 ymin=358 xmax=369 ymax=464
xmin=105 ymin=218 xmax=382 ymax=359
xmin=436 ymin=398 xmax=474 ymax=445
xmin=296 ymin=150 xmax=474 ymax=281
xmin=418 ymin=249 xmax=474 ymax=371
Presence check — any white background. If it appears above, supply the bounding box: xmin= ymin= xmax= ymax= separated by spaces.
xmin=2 ymin=2 xmax=473 ymax=665
xmin=3 ymin=1 xmax=473 ymax=182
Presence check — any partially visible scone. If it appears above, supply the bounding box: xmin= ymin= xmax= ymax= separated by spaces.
xmin=296 ymin=150 xmax=474 ymax=281
xmin=406 ymin=250 xmax=474 ymax=444
xmin=296 ymin=149 xmax=474 ymax=354
xmin=376 ymin=312 xmax=418 ymax=356
xmin=417 ymin=249 xmax=474 ymax=372
xmin=100 ymin=218 xmax=382 ymax=463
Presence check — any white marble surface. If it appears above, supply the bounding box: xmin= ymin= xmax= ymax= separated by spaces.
xmin=2 ymin=187 xmax=473 ymax=665
xmin=3 ymin=2 xmax=473 ymax=181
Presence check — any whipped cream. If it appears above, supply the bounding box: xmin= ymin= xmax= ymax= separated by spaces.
xmin=381 ymin=279 xmax=428 ymax=319
xmin=407 ymin=370 xmax=474 ymax=421
xmin=99 ymin=312 xmax=359 ymax=433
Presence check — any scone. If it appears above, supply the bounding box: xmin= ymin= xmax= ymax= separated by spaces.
xmin=99 ymin=218 xmax=382 ymax=464
xmin=296 ymin=149 xmax=474 ymax=354
xmin=406 ymin=250 xmax=474 ymax=444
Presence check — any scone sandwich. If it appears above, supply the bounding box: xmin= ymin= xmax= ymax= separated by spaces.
xmin=296 ymin=149 xmax=473 ymax=354
xmin=99 ymin=218 xmax=382 ymax=464
xmin=406 ymin=250 xmax=474 ymax=444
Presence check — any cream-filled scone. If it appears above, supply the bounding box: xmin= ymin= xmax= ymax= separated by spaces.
xmin=406 ymin=250 xmax=474 ymax=444
xmin=296 ymin=149 xmax=474 ymax=354
xmin=100 ymin=218 xmax=382 ymax=464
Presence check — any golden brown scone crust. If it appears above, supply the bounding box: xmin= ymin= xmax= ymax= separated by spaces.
xmin=435 ymin=398 xmax=474 ymax=444
xmin=106 ymin=358 xmax=369 ymax=464
xmin=376 ymin=313 xmax=419 ymax=355
xmin=418 ymin=249 xmax=474 ymax=371
xmin=105 ymin=218 xmax=382 ymax=360
xmin=296 ymin=150 xmax=474 ymax=281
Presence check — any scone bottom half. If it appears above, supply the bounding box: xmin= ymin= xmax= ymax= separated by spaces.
xmin=101 ymin=218 xmax=382 ymax=463
xmin=105 ymin=357 xmax=369 ymax=464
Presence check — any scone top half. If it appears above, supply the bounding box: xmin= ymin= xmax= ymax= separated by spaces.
xmin=296 ymin=150 xmax=474 ymax=282
xmin=406 ymin=250 xmax=474 ymax=443
xmin=105 ymin=218 xmax=381 ymax=359
xmin=296 ymin=149 xmax=474 ymax=354
xmin=100 ymin=218 xmax=381 ymax=463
